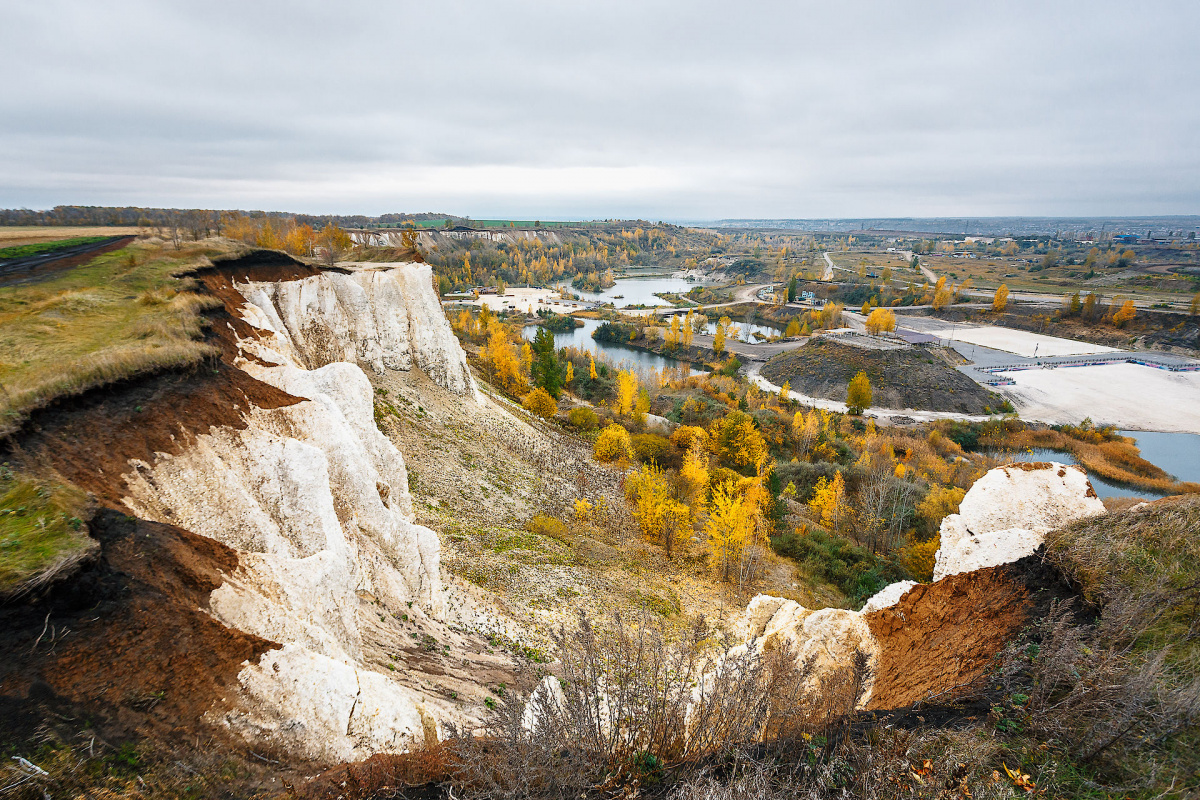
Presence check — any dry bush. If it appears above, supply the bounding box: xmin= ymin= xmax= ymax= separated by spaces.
xmin=446 ymin=611 xmax=876 ymax=799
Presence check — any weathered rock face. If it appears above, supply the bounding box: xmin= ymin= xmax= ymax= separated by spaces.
xmin=117 ymin=261 xmax=484 ymax=762
xmin=934 ymin=462 xmax=1105 ymax=580
xmin=739 ymin=595 xmax=881 ymax=707
xmin=860 ymin=580 xmax=917 ymax=613
xmin=235 ymin=263 xmax=479 ymax=398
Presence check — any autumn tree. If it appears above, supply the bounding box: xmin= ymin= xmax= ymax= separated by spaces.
xmin=808 ymin=471 xmax=847 ymax=534
xmin=564 ymin=360 xmax=574 ymax=388
xmin=931 ymin=276 xmax=952 ymax=311
xmin=713 ymin=316 xmax=730 ymax=357
xmin=522 ymin=387 xmax=557 ymax=418
xmin=318 ymin=222 xmax=353 ymax=265
xmin=713 ymin=411 xmax=766 ymax=471
xmin=615 ymin=369 xmax=638 ymax=416
xmin=847 ymin=370 xmax=871 ymax=415
xmin=594 ymin=423 xmax=634 ymax=462
xmin=784 ymin=318 xmax=802 ymax=337
xmin=705 ymin=483 xmax=761 ymax=584
xmin=678 ymin=440 xmax=710 ymax=512
xmin=485 ymin=325 xmax=526 ymax=396
xmin=625 ymin=464 xmax=692 ymax=559
xmin=993 ymin=283 xmax=1009 ymax=312
xmin=1112 ymin=299 xmax=1137 ymax=328
xmin=864 ymin=308 xmax=896 ymax=335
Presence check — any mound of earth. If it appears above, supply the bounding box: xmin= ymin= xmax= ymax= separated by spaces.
xmin=761 ymin=337 xmax=1001 ymax=413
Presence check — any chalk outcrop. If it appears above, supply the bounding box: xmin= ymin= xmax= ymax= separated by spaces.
xmin=739 ymin=594 xmax=881 ymax=706
xmin=235 ymin=263 xmax=479 ymax=398
xmin=933 ymin=462 xmax=1105 ymax=580
xmin=118 ymin=260 xmax=487 ymax=761
xmin=860 ymin=580 xmax=917 ymax=613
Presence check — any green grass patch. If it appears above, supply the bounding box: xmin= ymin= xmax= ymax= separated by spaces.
xmin=0 ymin=236 xmax=111 ymax=260
xmin=771 ymin=526 xmax=908 ymax=606
xmin=0 ymin=240 xmax=228 ymax=434
xmin=0 ymin=464 xmax=93 ymax=596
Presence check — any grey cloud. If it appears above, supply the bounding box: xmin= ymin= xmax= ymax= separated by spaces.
xmin=2 ymin=0 xmax=1197 ymax=217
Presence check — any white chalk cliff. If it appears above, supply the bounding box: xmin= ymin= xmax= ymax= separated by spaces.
xmin=120 ymin=262 xmax=479 ymax=762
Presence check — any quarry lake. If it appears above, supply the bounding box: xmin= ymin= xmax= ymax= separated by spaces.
xmin=557 ymin=276 xmax=711 ymax=308
xmin=524 ymin=317 xmax=702 ymax=375
xmin=996 ymin=430 xmax=1200 ymax=499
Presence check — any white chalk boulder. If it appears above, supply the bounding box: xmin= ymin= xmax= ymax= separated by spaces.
xmin=933 ymin=462 xmax=1105 ymax=581
xmin=860 ymin=581 xmax=917 ymax=613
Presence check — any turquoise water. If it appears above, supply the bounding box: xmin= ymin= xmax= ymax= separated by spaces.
xmin=522 ymin=318 xmax=702 ymax=375
xmin=557 ymin=276 xmax=711 ymax=308
xmin=994 ymin=431 xmax=1200 ymax=499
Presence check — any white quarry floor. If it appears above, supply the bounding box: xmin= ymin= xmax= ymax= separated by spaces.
xmin=923 ymin=324 xmax=1119 ymax=358
xmin=998 ymin=363 xmax=1200 ymax=433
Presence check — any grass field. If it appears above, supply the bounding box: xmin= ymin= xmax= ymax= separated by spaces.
xmin=0 ymin=238 xmax=230 ymax=435
xmin=0 ymin=226 xmax=144 ymax=249
xmin=0 ymin=235 xmax=112 ymax=260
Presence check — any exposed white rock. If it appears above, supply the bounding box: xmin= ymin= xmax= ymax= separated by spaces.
xmin=234 ymin=262 xmax=480 ymax=399
xmin=933 ymin=462 xmax=1105 ymax=581
xmin=738 ymin=594 xmax=880 ymax=707
xmin=860 ymin=581 xmax=917 ymax=614
xmin=121 ymin=261 xmax=499 ymax=760
xmin=215 ymin=644 xmax=441 ymax=763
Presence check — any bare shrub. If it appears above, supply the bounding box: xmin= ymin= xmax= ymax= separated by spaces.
xmin=446 ymin=611 xmax=874 ymax=798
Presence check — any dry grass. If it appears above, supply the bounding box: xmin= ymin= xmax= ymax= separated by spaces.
xmin=0 ymin=225 xmax=145 ymax=248
xmin=0 ymin=239 xmax=232 ymax=435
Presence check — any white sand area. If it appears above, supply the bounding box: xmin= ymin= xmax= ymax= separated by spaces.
xmin=451 ymin=287 xmax=588 ymax=315
xmin=926 ymin=325 xmax=1119 ymax=358
xmin=998 ymin=363 xmax=1200 ymax=433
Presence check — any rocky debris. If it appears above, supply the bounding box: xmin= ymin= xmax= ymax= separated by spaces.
xmin=934 ymin=462 xmax=1105 ymax=580
xmin=235 ymin=262 xmax=479 ymax=399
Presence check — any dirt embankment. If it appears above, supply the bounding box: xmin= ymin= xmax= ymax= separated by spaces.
xmin=761 ymin=338 xmax=1002 ymax=413
xmin=865 ymin=550 xmax=1079 ymax=709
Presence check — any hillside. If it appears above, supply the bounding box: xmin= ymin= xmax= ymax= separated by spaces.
xmin=762 ymin=337 xmax=1004 ymax=413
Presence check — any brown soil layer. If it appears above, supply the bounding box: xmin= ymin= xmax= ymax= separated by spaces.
xmin=866 ymin=548 xmax=1081 ymax=710
xmin=762 ymin=338 xmax=1001 ymax=413
xmin=0 ymin=509 xmax=275 ymax=752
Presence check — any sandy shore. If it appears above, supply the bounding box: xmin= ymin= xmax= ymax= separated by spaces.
xmin=997 ymin=363 xmax=1200 ymax=433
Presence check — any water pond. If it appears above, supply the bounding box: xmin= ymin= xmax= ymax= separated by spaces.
xmin=991 ymin=430 xmax=1200 ymax=500
xmin=522 ymin=318 xmax=702 ymax=375
xmin=558 ymin=276 xmax=712 ymax=309
xmin=701 ymin=320 xmax=784 ymax=342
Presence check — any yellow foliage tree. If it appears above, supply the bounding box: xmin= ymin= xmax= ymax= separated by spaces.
xmin=784 ymin=318 xmax=801 ymax=337
xmin=917 ymin=484 xmax=965 ymax=525
xmin=932 ymin=276 xmax=952 ymax=310
xmin=594 ymin=423 xmax=634 ymax=462
xmin=1112 ymin=299 xmax=1137 ymax=328
xmin=847 ymin=370 xmax=871 ymax=414
xmin=864 ymin=308 xmax=897 ymax=335
xmin=625 ymin=463 xmax=692 ymax=559
xmin=486 ymin=326 xmax=526 ymax=395
xmin=808 ymin=471 xmax=847 ymax=533
xmin=589 ymin=355 xmax=598 ymax=380
xmin=705 ymin=483 xmax=753 ymax=583
xmin=520 ymin=342 xmax=533 ymax=375
xmin=318 ymin=222 xmax=353 ymax=265
xmin=564 ymin=360 xmax=574 ymax=387
xmin=993 ymin=283 xmax=1009 ymax=312
xmin=521 ymin=387 xmax=557 ymax=418
xmin=900 ymin=537 xmax=939 ymax=582
xmin=713 ymin=316 xmax=729 ymax=356
xmin=713 ymin=411 xmax=766 ymax=470
xmin=615 ymin=369 xmax=638 ymax=416
xmin=679 ymin=441 xmax=710 ymax=512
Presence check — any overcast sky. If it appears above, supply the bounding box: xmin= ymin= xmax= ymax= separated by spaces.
xmin=3 ymin=1 xmax=1197 ymax=219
